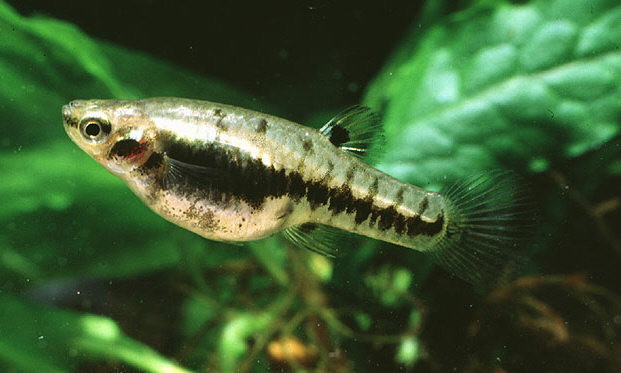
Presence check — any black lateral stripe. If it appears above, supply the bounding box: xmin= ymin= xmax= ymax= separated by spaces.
xmin=406 ymin=214 xmax=444 ymax=237
xmin=393 ymin=212 xmax=407 ymax=234
xmin=287 ymin=171 xmax=305 ymax=201
xmin=157 ymin=132 xmax=444 ymax=236
xmin=378 ymin=206 xmax=398 ymax=231
xmin=369 ymin=205 xmax=380 ymax=226
xmin=160 ymin=132 xmax=312 ymax=208
xmin=353 ymin=196 xmax=373 ymax=224
xmin=327 ymin=186 xmax=352 ymax=215
xmin=306 ymin=180 xmax=329 ymax=209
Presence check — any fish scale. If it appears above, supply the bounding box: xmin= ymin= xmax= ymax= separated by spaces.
xmin=137 ymin=99 xmax=446 ymax=247
xmin=63 ymin=97 xmax=533 ymax=287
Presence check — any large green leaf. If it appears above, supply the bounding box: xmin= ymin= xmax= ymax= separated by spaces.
xmin=0 ymin=0 xmax=262 ymax=149
xmin=365 ymin=0 xmax=621 ymax=190
xmin=353 ymin=0 xmax=621 ymax=293
xmin=0 ymin=141 xmax=256 ymax=286
xmin=0 ymin=3 xmax=277 ymax=371
xmin=0 ymin=0 xmax=274 ymax=285
xmin=1 ymin=0 xmax=620 ymax=372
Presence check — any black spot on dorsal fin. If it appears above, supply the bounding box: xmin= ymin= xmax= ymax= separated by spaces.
xmin=327 ymin=125 xmax=349 ymax=147
xmin=319 ymin=105 xmax=385 ymax=162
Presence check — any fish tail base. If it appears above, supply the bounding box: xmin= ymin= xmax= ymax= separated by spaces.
xmin=427 ymin=170 xmax=535 ymax=288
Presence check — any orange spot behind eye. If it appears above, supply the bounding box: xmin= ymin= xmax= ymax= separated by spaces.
xmin=110 ymin=139 xmax=150 ymax=161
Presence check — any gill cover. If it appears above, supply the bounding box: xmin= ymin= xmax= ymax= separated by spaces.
xmin=106 ymin=128 xmax=154 ymax=174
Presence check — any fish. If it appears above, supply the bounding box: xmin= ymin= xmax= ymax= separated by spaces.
xmin=62 ymin=98 xmax=533 ymax=287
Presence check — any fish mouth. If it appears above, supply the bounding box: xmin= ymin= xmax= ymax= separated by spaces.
xmin=62 ymin=103 xmax=79 ymax=130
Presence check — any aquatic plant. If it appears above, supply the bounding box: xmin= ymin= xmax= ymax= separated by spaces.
xmin=0 ymin=0 xmax=619 ymax=372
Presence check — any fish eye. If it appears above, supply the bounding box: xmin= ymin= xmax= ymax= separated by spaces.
xmin=79 ymin=118 xmax=111 ymax=143
xmin=85 ymin=122 xmax=100 ymax=136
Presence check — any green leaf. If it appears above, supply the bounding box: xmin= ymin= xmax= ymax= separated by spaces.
xmin=218 ymin=313 xmax=273 ymax=372
xmin=395 ymin=336 xmax=422 ymax=367
xmin=364 ymin=0 xmax=621 ymax=191
xmin=0 ymin=142 xmax=222 ymax=284
xmin=357 ymin=0 xmax=621 ymax=288
xmin=0 ymin=0 xmax=263 ymax=150
xmin=363 ymin=265 xmax=413 ymax=308
xmin=0 ymin=295 xmax=195 ymax=373
xmin=0 ymin=1 xmax=275 ymax=285
xmin=0 ymin=142 xmax=264 ymax=287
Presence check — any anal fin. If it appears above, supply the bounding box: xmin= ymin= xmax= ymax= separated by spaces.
xmin=282 ymin=223 xmax=350 ymax=258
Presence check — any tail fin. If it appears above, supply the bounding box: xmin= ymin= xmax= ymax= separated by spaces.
xmin=427 ymin=171 xmax=535 ymax=288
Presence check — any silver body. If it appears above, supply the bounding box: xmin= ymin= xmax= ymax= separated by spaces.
xmin=63 ymin=98 xmax=447 ymax=251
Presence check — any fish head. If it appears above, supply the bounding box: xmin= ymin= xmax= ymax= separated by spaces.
xmin=62 ymin=99 xmax=156 ymax=175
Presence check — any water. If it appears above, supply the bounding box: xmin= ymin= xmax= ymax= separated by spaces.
xmin=1 ymin=1 xmax=620 ymax=372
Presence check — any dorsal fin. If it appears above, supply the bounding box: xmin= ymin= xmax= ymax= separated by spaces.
xmin=282 ymin=223 xmax=350 ymax=258
xmin=319 ymin=106 xmax=384 ymax=162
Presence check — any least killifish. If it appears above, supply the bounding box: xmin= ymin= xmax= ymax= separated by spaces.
xmin=62 ymin=98 xmax=532 ymax=286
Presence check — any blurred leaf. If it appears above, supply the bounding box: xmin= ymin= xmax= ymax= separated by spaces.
xmin=0 ymin=0 xmax=263 ymax=150
xmin=181 ymin=294 xmax=220 ymax=340
xmin=308 ymin=253 xmax=333 ymax=282
xmin=248 ymin=238 xmax=288 ymax=287
xmin=395 ymin=336 xmax=422 ymax=367
xmin=365 ymin=0 xmax=621 ymax=190
xmin=0 ymin=141 xmax=226 ymax=285
xmin=361 ymin=0 xmax=621 ymax=285
xmin=0 ymin=295 xmax=194 ymax=373
xmin=0 ymin=0 xmax=277 ymax=286
xmin=1 ymin=0 xmax=619 ymax=372
xmin=364 ymin=265 xmax=413 ymax=308
xmin=219 ymin=312 xmax=273 ymax=372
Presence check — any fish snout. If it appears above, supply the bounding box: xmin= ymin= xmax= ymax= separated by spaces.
xmin=62 ymin=103 xmax=79 ymax=129
xmin=62 ymin=105 xmax=71 ymax=120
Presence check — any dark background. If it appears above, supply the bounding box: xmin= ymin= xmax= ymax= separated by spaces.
xmin=8 ymin=0 xmax=426 ymax=118
xmin=8 ymin=2 xmax=621 ymax=372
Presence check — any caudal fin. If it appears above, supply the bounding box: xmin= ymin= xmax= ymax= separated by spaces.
xmin=427 ymin=171 xmax=535 ymax=288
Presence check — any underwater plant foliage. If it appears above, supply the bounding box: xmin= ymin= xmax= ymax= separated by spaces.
xmin=0 ymin=0 xmax=620 ymax=372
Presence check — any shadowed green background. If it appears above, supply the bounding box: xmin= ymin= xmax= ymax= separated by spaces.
xmin=1 ymin=0 xmax=620 ymax=372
